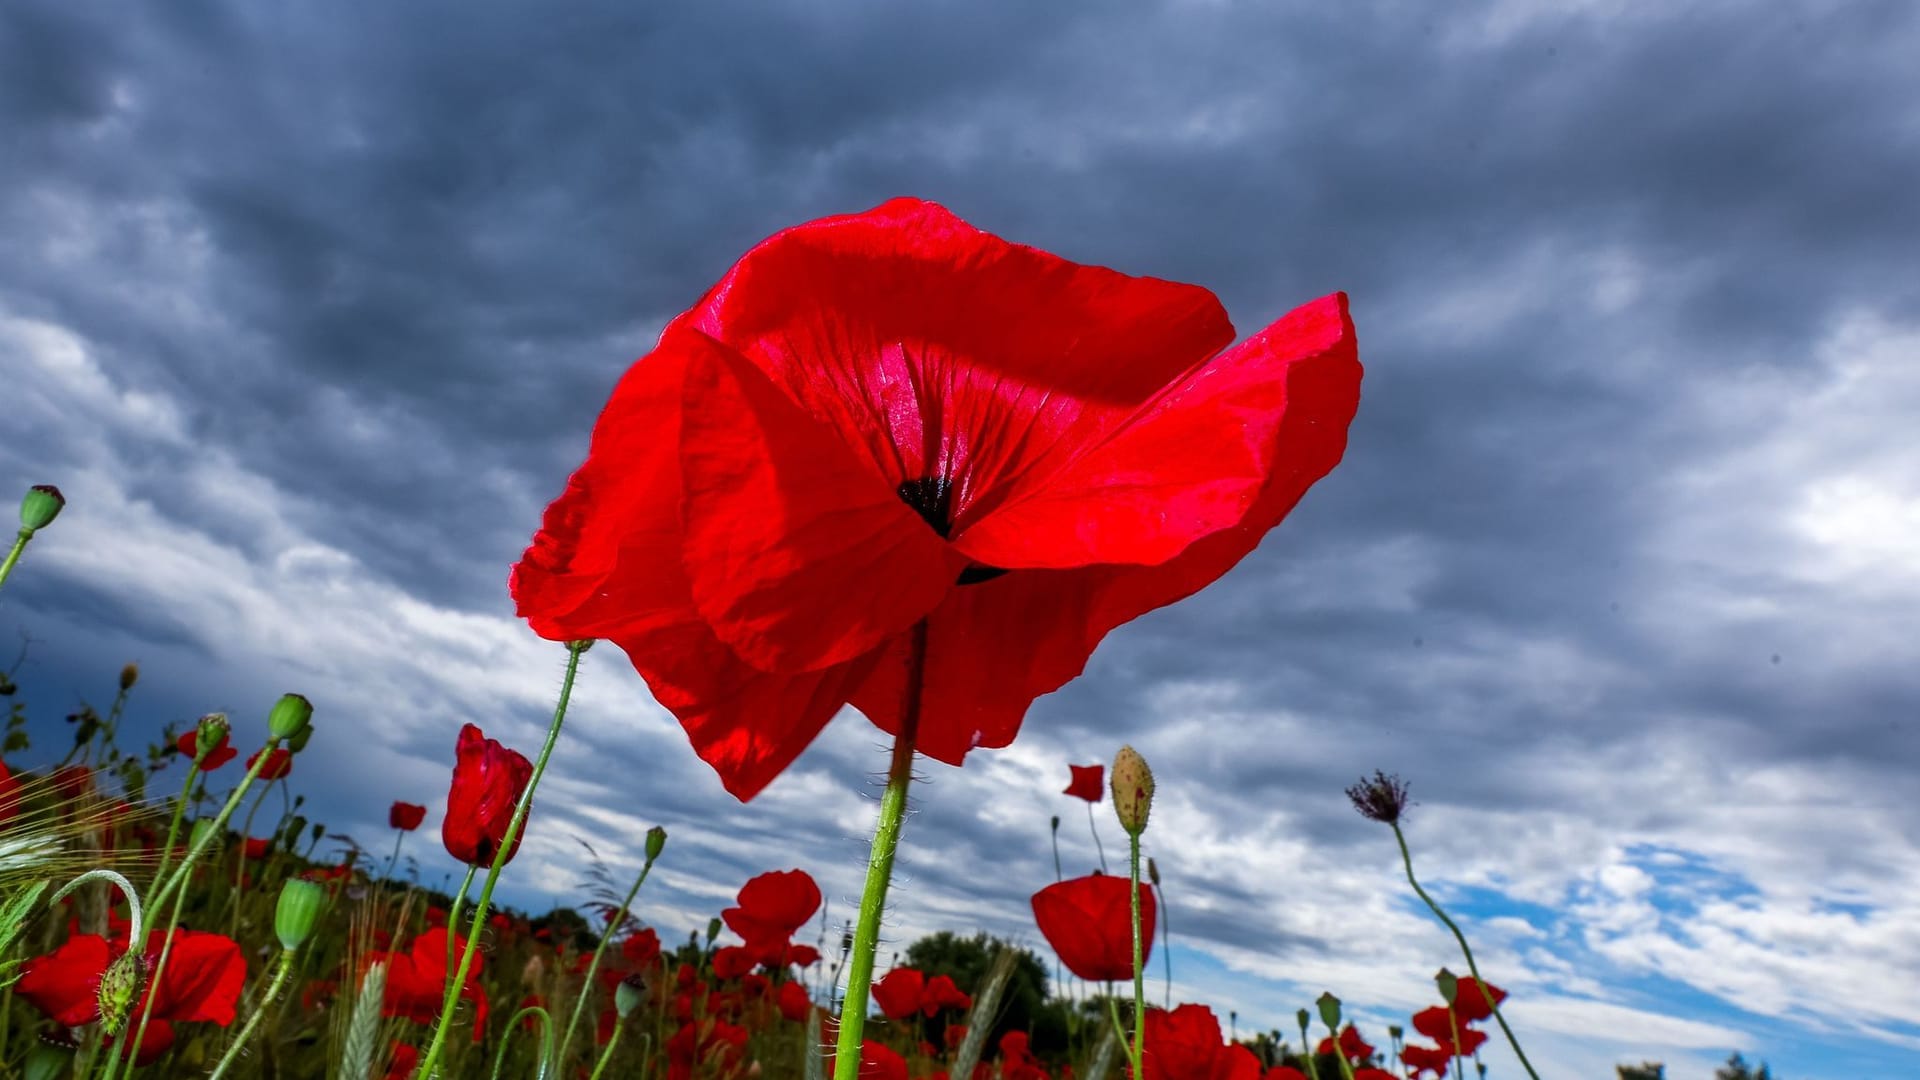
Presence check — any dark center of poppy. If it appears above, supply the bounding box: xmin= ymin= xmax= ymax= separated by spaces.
xmin=895 ymin=476 xmax=1009 ymax=586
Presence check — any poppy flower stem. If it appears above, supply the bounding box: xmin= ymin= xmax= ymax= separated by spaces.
xmin=110 ymin=874 xmax=190 ymax=1080
xmin=379 ymin=828 xmax=407 ymax=884
xmin=150 ymin=761 xmax=201 ymax=892
xmin=1088 ymin=801 xmax=1108 ymax=873
xmin=0 ymin=530 xmax=33 ymax=600
xmin=206 ymin=944 xmax=297 ymax=1080
xmin=148 ymin=736 xmax=279 ymax=916
xmin=1127 ymin=831 xmax=1146 ymax=1075
xmin=490 ymin=1004 xmax=554 ymax=1080
xmin=417 ymin=640 xmax=589 ymax=1080
xmin=1390 ymin=823 xmax=1540 ymax=1080
xmin=587 ymin=1024 xmax=622 ymax=1080
xmin=831 ymin=621 xmax=926 ymax=1080
xmin=559 ymin=851 xmax=658 ymax=1066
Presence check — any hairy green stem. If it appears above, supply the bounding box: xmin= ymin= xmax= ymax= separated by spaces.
xmin=830 ymin=620 xmax=926 ymax=1080
xmin=1128 ymin=831 xmax=1146 ymax=1075
xmin=445 ymin=863 xmax=478 ymax=996
xmin=492 ymin=1005 xmax=554 ymax=1080
xmin=416 ymin=641 xmax=588 ymax=1078
xmin=1392 ymin=824 xmax=1540 ymax=1080
xmin=0 ymin=530 xmax=31 ymax=600
xmin=559 ymin=854 xmax=657 ymax=1066
xmin=150 ymin=762 xmax=201 ymax=891
xmin=107 ymin=882 xmax=189 ymax=1080
xmin=588 ymin=1024 xmax=623 ymax=1080
xmin=207 ymin=946 xmax=298 ymax=1080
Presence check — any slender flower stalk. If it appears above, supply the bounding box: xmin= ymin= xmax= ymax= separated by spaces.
xmin=1087 ymin=800 xmax=1108 ymax=873
xmin=149 ymin=735 xmax=280 ymax=914
xmin=1149 ymin=857 xmax=1171 ymax=1008
xmin=206 ymin=946 xmax=298 ymax=1080
xmin=1127 ymin=831 xmax=1146 ymax=1074
xmin=150 ymin=761 xmax=201 ymax=890
xmin=1296 ymin=1010 xmax=1321 ymax=1080
xmin=0 ymin=485 xmax=65 ymax=602
xmin=444 ymin=864 xmax=479 ymax=991
xmin=416 ymin=640 xmax=590 ymax=1078
xmin=558 ymin=832 xmax=663 ymax=1066
xmin=380 ymin=829 xmax=407 ymax=884
xmin=831 ymin=621 xmax=926 ymax=1080
xmin=587 ymin=1025 xmax=623 ymax=1080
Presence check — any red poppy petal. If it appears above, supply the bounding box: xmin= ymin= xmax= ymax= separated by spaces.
xmin=17 ymin=934 xmax=111 ymax=1026
xmin=678 ymin=330 xmax=964 ymax=673
xmin=677 ymin=198 xmax=1235 ymax=531
xmin=511 ymin=344 xmax=693 ymax=643
xmin=611 ymin=623 xmax=883 ymax=801
xmin=953 ymin=293 xmax=1357 ymax=569
xmin=145 ymin=929 xmax=246 ymax=1025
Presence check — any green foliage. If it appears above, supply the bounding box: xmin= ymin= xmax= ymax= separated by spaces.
xmin=1715 ymin=1052 xmax=1777 ymax=1080
xmin=0 ymin=880 xmax=49 ymax=985
xmin=901 ymin=931 xmax=1073 ymax=1056
xmin=1618 ymin=1063 xmax=1666 ymax=1079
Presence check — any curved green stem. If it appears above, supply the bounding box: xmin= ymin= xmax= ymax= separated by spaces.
xmin=150 ymin=763 xmax=200 ymax=891
xmin=207 ymin=947 xmax=297 ymax=1080
xmin=831 ymin=621 xmax=926 ymax=1080
xmin=1298 ymin=1014 xmax=1321 ymax=1080
xmin=380 ymin=829 xmax=407 ymax=884
xmin=1392 ymin=824 xmax=1540 ymax=1080
xmin=587 ymin=1024 xmax=622 ymax=1080
xmin=416 ymin=641 xmax=588 ymax=1078
xmin=491 ymin=1006 xmax=554 ymax=1080
xmin=444 ymin=863 xmax=478 ymax=997
xmin=0 ymin=530 xmax=32 ymax=600
xmin=559 ymin=855 xmax=657 ymax=1066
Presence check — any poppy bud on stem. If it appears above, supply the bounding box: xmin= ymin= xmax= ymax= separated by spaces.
xmin=417 ymin=640 xmax=591 ymax=1079
xmin=559 ymin=823 xmax=667 ymax=1067
xmin=1108 ymin=745 xmax=1154 ymax=1077
xmin=0 ymin=485 xmax=64 ymax=600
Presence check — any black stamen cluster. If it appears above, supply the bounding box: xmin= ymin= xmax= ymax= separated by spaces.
xmin=1346 ymin=770 xmax=1412 ymax=825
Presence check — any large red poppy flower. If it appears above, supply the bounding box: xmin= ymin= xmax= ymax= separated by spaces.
xmin=1315 ymin=1024 xmax=1374 ymax=1064
xmin=17 ymin=927 xmax=245 ymax=1038
xmin=621 ymin=926 xmax=662 ymax=968
xmin=177 ymin=730 xmax=237 ymax=771
xmin=1139 ymin=1004 xmax=1261 ymax=1080
xmin=389 ymin=801 xmax=427 ymax=831
xmin=870 ymin=967 xmax=925 ymax=1021
xmin=1064 ymin=763 xmax=1104 ymax=802
xmin=1031 ymin=872 xmax=1155 ymax=981
xmin=1410 ymin=1007 xmax=1489 ymax=1056
xmin=511 ymin=198 xmax=1361 ymax=800
xmin=441 ymin=723 xmax=534 ymax=867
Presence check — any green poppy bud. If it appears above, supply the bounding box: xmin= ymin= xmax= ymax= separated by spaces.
xmin=1110 ymin=745 xmax=1154 ymax=836
xmin=275 ymin=878 xmax=327 ymax=950
xmin=615 ymin=974 xmax=647 ymax=1018
xmin=193 ymin=713 xmax=230 ymax=766
xmin=1296 ymin=1008 xmax=1311 ymax=1033
xmin=281 ymin=815 xmax=308 ymax=852
xmin=267 ymin=693 xmax=313 ymax=742
xmin=1147 ymin=857 xmax=1161 ymax=887
xmin=19 ymin=485 xmax=64 ymax=532
xmin=23 ymin=1041 xmax=73 ymax=1080
xmin=1316 ymin=991 xmax=1342 ymax=1032
xmin=1436 ymin=968 xmax=1459 ymax=1006
xmin=1388 ymin=1024 xmax=1403 ymax=1040
xmin=1050 ymin=815 xmax=1060 ymax=833
xmin=645 ymin=825 xmax=668 ymax=863
xmin=705 ymin=916 xmax=722 ymax=944
xmin=287 ymin=724 xmax=314 ymax=753
xmin=118 ymin=663 xmax=139 ymax=692
xmin=96 ymin=950 xmax=143 ymax=1035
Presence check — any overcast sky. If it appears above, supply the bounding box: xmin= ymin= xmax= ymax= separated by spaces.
xmin=4 ymin=2 xmax=1918 ymax=1077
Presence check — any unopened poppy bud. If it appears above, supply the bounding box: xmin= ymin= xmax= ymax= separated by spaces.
xmin=23 ymin=1041 xmax=72 ymax=1080
xmin=1388 ymin=1024 xmax=1403 ymax=1040
xmin=1050 ymin=815 xmax=1060 ymax=833
xmin=287 ymin=724 xmax=314 ymax=753
xmin=19 ymin=485 xmax=64 ymax=532
xmin=96 ymin=950 xmax=143 ymax=1035
xmin=705 ymin=916 xmax=722 ymax=944
xmin=282 ymin=816 xmax=308 ymax=851
xmin=1315 ymin=991 xmax=1342 ymax=1032
xmin=1436 ymin=968 xmax=1459 ymax=1006
xmin=645 ymin=825 xmax=667 ymax=863
xmin=275 ymin=878 xmax=326 ymax=950
xmin=193 ymin=713 xmax=230 ymax=766
xmin=1109 ymin=745 xmax=1154 ymax=835
xmin=568 ymin=639 xmax=595 ymax=654
xmin=267 ymin=693 xmax=313 ymax=742
xmin=1147 ymin=857 xmax=1161 ymax=887
xmin=615 ymin=974 xmax=647 ymax=1017
xmin=1295 ymin=1008 xmax=1311 ymax=1033
xmin=310 ymin=822 xmax=326 ymax=845
xmin=118 ymin=663 xmax=139 ymax=691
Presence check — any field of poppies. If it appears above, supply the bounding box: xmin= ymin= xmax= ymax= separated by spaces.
xmin=0 ymin=200 xmax=1550 ymax=1079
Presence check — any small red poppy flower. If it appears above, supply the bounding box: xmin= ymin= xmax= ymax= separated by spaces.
xmin=871 ymin=967 xmax=925 ymax=1021
xmin=1139 ymin=1004 xmax=1262 ymax=1080
xmin=389 ymin=801 xmax=427 ymax=831
xmin=243 ymin=837 xmax=271 ymax=859
xmin=998 ymin=1031 xmax=1049 ymax=1080
xmin=712 ymin=946 xmax=755 ymax=981
xmin=1315 ymin=1024 xmax=1374 ymax=1064
xmin=0 ymin=757 xmax=20 ymax=824
xmin=621 ymin=927 xmax=661 ymax=968
xmin=920 ymin=973 xmax=970 ymax=1016
xmin=1410 ymin=1007 xmax=1489 ymax=1057
xmin=777 ymin=980 xmax=812 ymax=1023
xmin=1450 ymin=977 xmax=1507 ymax=1024
xmin=1399 ymin=1044 xmax=1452 ymax=1079
xmin=784 ymin=943 xmax=821 ymax=968
xmin=826 ymin=1040 xmax=907 ymax=1080
xmin=1031 ymin=872 xmax=1156 ymax=981
xmin=720 ymin=868 xmax=821 ymax=952
xmin=177 ymin=730 xmax=237 ymax=771
xmin=944 ymin=1024 xmax=968 ymax=1050
xmin=511 ymin=198 xmax=1362 ymax=801
xmin=247 ymin=748 xmax=293 ymax=780
xmin=368 ymin=928 xmax=490 ymax=1041
xmin=1064 ymin=764 xmax=1104 ymax=802
xmin=384 ymin=1042 xmax=420 ymax=1080
xmin=441 ymin=723 xmax=534 ymax=867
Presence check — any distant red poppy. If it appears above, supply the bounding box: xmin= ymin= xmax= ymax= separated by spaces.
xmin=1139 ymin=1004 xmax=1261 ymax=1080
xmin=783 ymin=943 xmax=821 ymax=968
xmin=667 ymin=1017 xmax=749 ymax=1080
xmin=1031 ymin=872 xmax=1156 ymax=981
xmin=1315 ymin=1024 xmax=1374 ymax=1065
xmin=621 ymin=927 xmax=661 ymax=968
xmin=721 ymin=869 xmax=821 ymax=955
xmin=998 ymin=1031 xmax=1049 ymax=1080
xmin=712 ymin=946 xmax=755 ymax=981
xmin=1064 ymin=764 xmax=1104 ymax=802
xmin=871 ymin=967 xmax=925 ymax=1021
xmin=1265 ymin=1069 xmax=1308 ymax=1080
xmin=1398 ymin=1043 xmax=1452 ymax=1078
xmin=368 ymin=928 xmax=490 ymax=1041
xmin=1410 ymin=1007 xmax=1489 ymax=1056
xmin=777 ymin=980 xmax=812 ymax=1023
xmin=920 ymin=973 xmax=971 ymax=1016
xmin=247 ymin=748 xmax=293 ymax=781
xmin=0 ymin=757 xmax=19 ymax=824
xmin=243 ymin=837 xmax=271 ymax=859
xmin=384 ymin=1042 xmax=420 ymax=1080
xmin=177 ymin=730 xmax=237 ymax=771
xmin=826 ymin=1040 xmax=908 ymax=1080
xmin=52 ymin=766 xmax=92 ymax=801
xmin=389 ymin=801 xmax=427 ymax=831
xmin=511 ymin=198 xmax=1362 ymax=800
xmin=1449 ymin=977 xmax=1508 ymax=1024
xmin=441 ymin=723 xmax=533 ymax=867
